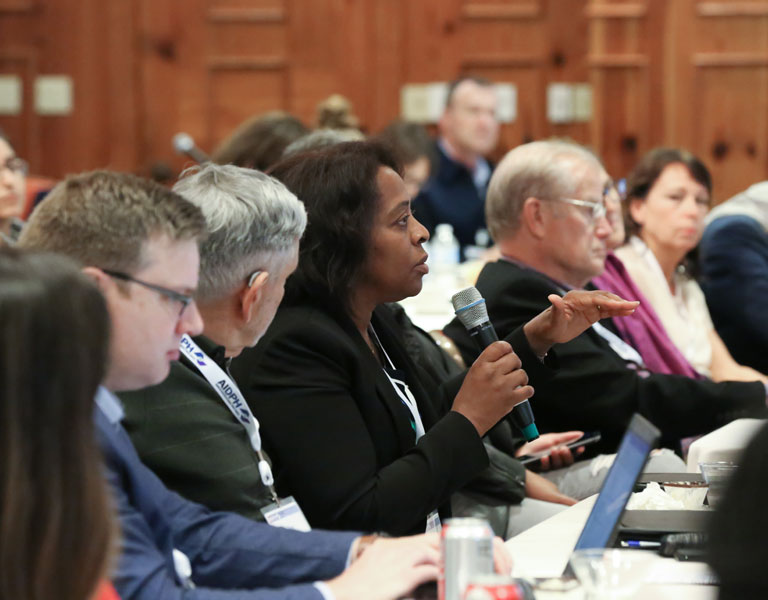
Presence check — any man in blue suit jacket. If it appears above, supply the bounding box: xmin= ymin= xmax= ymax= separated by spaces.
xmin=18 ymin=170 xmax=444 ymax=600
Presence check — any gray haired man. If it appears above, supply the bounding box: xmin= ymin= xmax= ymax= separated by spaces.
xmin=118 ymin=163 xmax=305 ymax=520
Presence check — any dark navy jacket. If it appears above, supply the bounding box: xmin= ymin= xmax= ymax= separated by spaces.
xmin=413 ymin=144 xmax=490 ymax=256
xmin=700 ymin=214 xmax=768 ymax=373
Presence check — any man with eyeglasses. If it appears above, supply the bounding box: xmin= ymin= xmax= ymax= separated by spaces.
xmin=17 ymin=170 xmax=465 ymax=600
xmin=444 ymin=140 xmax=767 ymax=454
xmin=116 ymin=164 xmax=306 ymax=523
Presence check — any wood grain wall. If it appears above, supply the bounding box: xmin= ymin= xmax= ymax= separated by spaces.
xmin=1 ymin=0 xmax=768 ymax=203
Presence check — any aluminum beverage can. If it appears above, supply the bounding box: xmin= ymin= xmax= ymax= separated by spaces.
xmin=463 ymin=575 xmax=523 ymax=600
xmin=438 ymin=517 xmax=494 ymax=600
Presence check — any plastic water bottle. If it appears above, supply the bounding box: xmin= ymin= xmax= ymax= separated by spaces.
xmin=430 ymin=223 xmax=460 ymax=270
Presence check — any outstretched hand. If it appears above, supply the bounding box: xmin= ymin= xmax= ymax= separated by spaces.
xmin=523 ymin=290 xmax=638 ymax=357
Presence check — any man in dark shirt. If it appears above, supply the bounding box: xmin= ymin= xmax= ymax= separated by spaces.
xmin=119 ymin=164 xmax=305 ymax=520
xmin=414 ymin=76 xmax=499 ymax=256
xmin=444 ymin=140 xmax=767 ymax=453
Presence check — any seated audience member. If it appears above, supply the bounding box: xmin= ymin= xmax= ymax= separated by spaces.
xmin=592 ymin=162 xmax=701 ymax=378
xmin=708 ymin=421 xmax=768 ymax=599
xmin=315 ymin=94 xmax=362 ymax=134
xmin=0 ymin=248 xmax=114 ymax=600
xmin=282 ymin=128 xmax=365 ymax=158
xmin=443 ymin=140 xmax=768 ymax=454
xmin=617 ymin=148 xmax=766 ymax=382
xmin=413 ymin=76 xmax=498 ymax=256
xmin=118 ymin=164 xmax=305 ymax=519
xmin=213 ymin=111 xmax=309 ymax=172
xmin=232 ymin=141 xmax=638 ymax=538
xmin=0 ymin=129 xmax=26 ymax=243
xmin=18 ymin=170 xmax=457 ymax=600
xmin=375 ymin=120 xmax=434 ymax=200
xmin=700 ymin=181 xmax=768 ymax=374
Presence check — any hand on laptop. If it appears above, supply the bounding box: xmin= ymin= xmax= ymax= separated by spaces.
xmin=515 ymin=431 xmax=585 ymax=470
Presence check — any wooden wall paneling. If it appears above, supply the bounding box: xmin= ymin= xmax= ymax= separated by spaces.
xmin=36 ymin=0 xmax=113 ymax=176
xmin=138 ymin=0 xmax=188 ymax=176
xmin=106 ymin=0 xmax=140 ymax=173
xmin=690 ymin=65 xmax=768 ymax=202
xmin=288 ymin=0 xmax=363 ymax=128
xmin=0 ymin=50 xmax=38 ymax=167
xmin=587 ymin=0 xmax=659 ymax=179
xmin=673 ymin=0 xmax=768 ymax=202
xmin=402 ymin=0 xmax=464 ymax=82
xmin=0 ymin=2 xmax=39 ymax=165
xmin=368 ymin=0 xmax=405 ymax=134
xmin=204 ymin=0 xmax=288 ymax=145
xmin=458 ymin=0 xmax=548 ymax=157
xmin=546 ymin=0 xmax=591 ymax=146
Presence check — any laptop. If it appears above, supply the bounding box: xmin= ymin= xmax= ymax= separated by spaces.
xmin=568 ymin=413 xmax=661 ymax=555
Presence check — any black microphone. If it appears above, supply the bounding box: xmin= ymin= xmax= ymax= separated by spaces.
xmin=172 ymin=132 xmax=209 ymax=164
xmin=451 ymin=286 xmax=539 ymax=441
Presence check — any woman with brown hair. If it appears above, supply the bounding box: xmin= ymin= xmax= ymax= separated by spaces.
xmin=617 ymin=147 xmax=766 ymax=383
xmin=0 ymin=248 xmax=115 ymax=600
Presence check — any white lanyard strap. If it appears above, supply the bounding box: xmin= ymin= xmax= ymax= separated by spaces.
xmin=591 ymin=321 xmax=646 ymax=367
xmin=384 ymin=370 xmax=427 ymax=440
xmin=179 ymin=335 xmax=277 ymax=499
xmin=369 ymin=326 xmax=426 ymax=440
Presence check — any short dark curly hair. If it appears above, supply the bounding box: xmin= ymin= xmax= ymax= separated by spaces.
xmin=268 ymin=141 xmax=401 ymax=314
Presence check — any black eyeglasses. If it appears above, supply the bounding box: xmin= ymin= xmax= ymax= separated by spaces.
xmin=1 ymin=157 xmax=29 ymax=176
xmin=103 ymin=269 xmax=194 ymax=317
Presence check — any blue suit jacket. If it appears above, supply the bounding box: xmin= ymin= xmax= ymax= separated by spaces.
xmin=95 ymin=389 xmax=357 ymax=600
xmin=700 ymin=214 xmax=768 ymax=374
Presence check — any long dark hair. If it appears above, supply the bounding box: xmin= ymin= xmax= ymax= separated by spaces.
xmin=0 ymin=248 xmax=114 ymax=600
xmin=269 ymin=141 xmax=401 ymax=314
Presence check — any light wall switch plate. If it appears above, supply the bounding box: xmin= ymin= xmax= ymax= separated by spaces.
xmin=0 ymin=76 xmax=22 ymax=115
xmin=547 ymin=83 xmax=574 ymax=123
xmin=401 ymin=82 xmax=448 ymax=123
xmin=573 ymin=84 xmax=592 ymax=122
xmin=495 ymin=83 xmax=517 ymax=123
xmin=35 ymin=75 xmax=73 ymax=115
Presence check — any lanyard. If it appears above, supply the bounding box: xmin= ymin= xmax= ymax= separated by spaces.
xmin=179 ymin=335 xmax=278 ymax=503
xmin=369 ymin=326 xmax=426 ymax=440
xmin=591 ymin=321 xmax=645 ymax=367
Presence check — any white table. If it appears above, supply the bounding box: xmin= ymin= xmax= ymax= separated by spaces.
xmin=686 ymin=418 xmax=766 ymax=472
xmin=504 ymin=496 xmax=718 ymax=599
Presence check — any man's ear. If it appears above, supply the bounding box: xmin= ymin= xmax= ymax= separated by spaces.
xmin=240 ymin=271 xmax=270 ymax=323
xmin=521 ymin=197 xmax=547 ymax=240
xmin=81 ymin=266 xmax=111 ymax=292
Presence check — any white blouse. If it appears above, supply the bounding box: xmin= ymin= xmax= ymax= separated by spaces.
xmin=615 ymin=236 xmax=714 ymax=377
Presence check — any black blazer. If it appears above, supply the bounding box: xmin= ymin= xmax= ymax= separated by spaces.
xmin=232 ymin=301 xmax=549 ymax=536
xmin=444 ymin=260 xmax=768 ymax=453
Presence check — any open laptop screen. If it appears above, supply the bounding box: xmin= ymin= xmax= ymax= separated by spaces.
xmin=573 ymin=414 xmax=661 ymax=551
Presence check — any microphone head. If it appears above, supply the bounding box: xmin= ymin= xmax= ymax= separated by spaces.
xmin=172 ymin=132 xmax=195 ymax=154
xmin=451 ymin=286 xmax=489 ymax=330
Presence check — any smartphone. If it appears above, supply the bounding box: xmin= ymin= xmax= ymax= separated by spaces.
xmin=518 ymin=431 xmax=602 ymax=465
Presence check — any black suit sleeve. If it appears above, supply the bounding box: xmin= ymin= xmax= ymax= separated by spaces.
xmin=235 ymin=312 xmax=488 ymax=536
xmin=444 ymin=262 xmax=767 ymax=453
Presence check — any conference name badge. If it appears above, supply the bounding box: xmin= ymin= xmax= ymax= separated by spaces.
xmin=260 ymin=496 xmax=311 ymax=532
